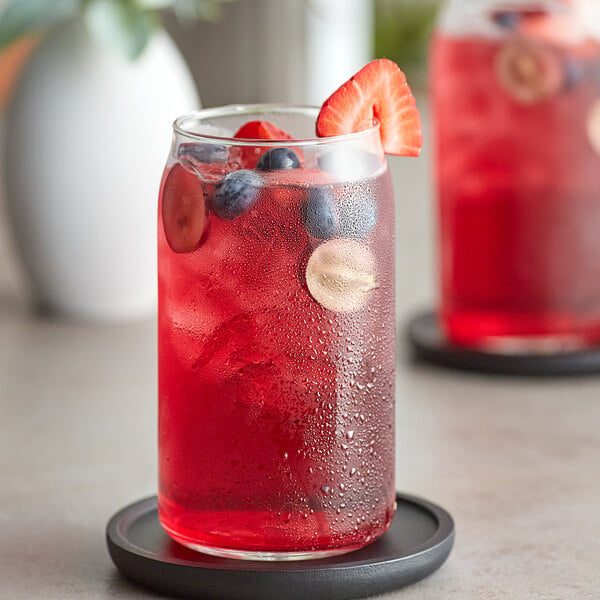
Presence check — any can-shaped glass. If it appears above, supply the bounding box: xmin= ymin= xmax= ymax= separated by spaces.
xmin=431 ymin=0 xmax=600 ymax=351
xmin=158 ymin=105 xmax=396 ymax=561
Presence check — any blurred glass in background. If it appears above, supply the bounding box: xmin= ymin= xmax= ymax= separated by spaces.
xmin=431 ymin=0 xmax=600 ymax=353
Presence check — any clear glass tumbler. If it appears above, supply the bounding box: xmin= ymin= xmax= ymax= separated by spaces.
xmin=157 ymin=105 xmax=396 ymax=560
xmin=431 ymin=0 xmax=600 ymax=352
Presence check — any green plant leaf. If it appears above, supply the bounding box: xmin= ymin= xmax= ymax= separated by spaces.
xmin=136 ymin=0 xmax=174 ymax=8
xmin=0 ymin=0 xmax=82 ymax=51
xmin=84 ymin=0 xmax=158 ymax=60
xmin=374 ymin=0 xmax=441 ymax=75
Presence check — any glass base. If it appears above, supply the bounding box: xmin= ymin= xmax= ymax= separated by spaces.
xmin=467 ymin=334 xmax=586 ymax=356
xmin=162 ymin=522 xmax=369 ymax=562
xmin=441 ymin=310 xmax=600 ymax=355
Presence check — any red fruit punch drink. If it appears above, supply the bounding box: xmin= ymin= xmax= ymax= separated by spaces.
xmin=432 ymin=0 xmax=600 ymax=351
xmin=158 ymin=106 xmax=397 ymax=560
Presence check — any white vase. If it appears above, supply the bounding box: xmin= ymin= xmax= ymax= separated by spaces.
xmin=3 ymin=18 xmax=199 ymax=321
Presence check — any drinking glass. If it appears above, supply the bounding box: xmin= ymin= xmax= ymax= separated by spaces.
xmin=158 ymin=105 xmax=396 ymax=560
xmin=431 ymin=0 xmax=600 ymax=352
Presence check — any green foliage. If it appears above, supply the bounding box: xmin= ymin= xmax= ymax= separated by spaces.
xmin=84 ymin=0 xmax=158 ymax=59
xmin=171 ymin=0 xmax=238 ymax=23
xmin=374 ymin=0 xmax=441 ymax=76
xmin=0 ymin=0 xmax=82 ymax=50
xmin=0 ymin=0 xmax=238 ymax=59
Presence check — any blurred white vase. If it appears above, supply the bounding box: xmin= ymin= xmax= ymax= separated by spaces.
xmin=4 ymin=18 xmax=199 ymax=321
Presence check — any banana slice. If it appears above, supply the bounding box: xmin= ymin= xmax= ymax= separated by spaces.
xmin=495 ymin=39 xmax=564 ymax=104
xmin=305 ymin=239 xmax=377 ymax=313
xmin=587 ymin=99 xmax=600 ymax=155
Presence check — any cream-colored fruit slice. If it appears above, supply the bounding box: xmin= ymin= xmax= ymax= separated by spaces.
xmin=305 ymin=238 xmax=377 ymax=313
xmin=587 ymin=99 xmax=600 ymax=155
xmin=495 ymin=39 xmax=564 ymax=104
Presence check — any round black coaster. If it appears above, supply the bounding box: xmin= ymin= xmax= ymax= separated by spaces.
xmin=106 ymin=493 xmax=454 ymax=600
xmin=408 ymin=310 xmax=600 ymax=376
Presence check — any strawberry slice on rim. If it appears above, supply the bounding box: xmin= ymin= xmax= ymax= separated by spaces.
xmin=316 ymin=58 xmax=422 ymax=157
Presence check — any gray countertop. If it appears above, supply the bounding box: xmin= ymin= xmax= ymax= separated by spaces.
xmin=1 ymin=121 xmax=600 ymax=599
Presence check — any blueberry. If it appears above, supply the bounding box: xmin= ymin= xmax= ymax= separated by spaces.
xmin=302 ymin=188 xmax=339 ymax=240
xmin=255 ymin=147 xmax=300 ymax=171
xmin=210 ymin=170 xmax=262 ymax=219
xmin=563 ymin=58 xmax=585 ymax=92
xmin=338 ymin=195 xmax=377 ymax=239
xmin=491 ymin=11 xmax=522 ymax=29
xmin=178 ymin=142 xmax=227 ymax=164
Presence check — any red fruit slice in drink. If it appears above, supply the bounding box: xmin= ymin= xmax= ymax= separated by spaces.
xmin=230 ymin=120 xmax=303 ymax=168
xmin=495 ymin=39 xmax=565 ymax=104
xmin=316 ymin=58 xmax=422 ymax=157
xmin=161 ymin=164 xmax=206 ymax=253
xmin=234 ymin=120 xmax=296 ymax=141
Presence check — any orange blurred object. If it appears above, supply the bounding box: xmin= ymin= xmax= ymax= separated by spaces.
xmin=0 ymin=35 xmax=38 ymax=112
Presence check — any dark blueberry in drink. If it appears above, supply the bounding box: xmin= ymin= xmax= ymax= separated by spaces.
xmin=178 ymin=142 xmax=227 ymax=164
xmin=256 ymin=147 xmax=300 ymax=171
xmin=338 ymin=195 xmax=377 ymax=239
xmin=563 ymin=58 xmax=585 ymax=92
xmin=210 ymin=170 xmax=262 ymax=219
xmin=491 ymin=11 xmax=522 ymax=29
xmin=301 ymin=187 xmax=339 ymax=240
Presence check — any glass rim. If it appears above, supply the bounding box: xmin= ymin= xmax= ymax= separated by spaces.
xmin=173 ymin=104 xmax=381 ymax=147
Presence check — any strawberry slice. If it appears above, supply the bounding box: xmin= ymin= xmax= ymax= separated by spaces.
xmin=230 ymin=120 xmax=302 ymax=169
xmin=316 ymin=59 xmax=422 ymax=157
xmin=161 ymin=164 xmax=206 ymax=253
xmin=234 ymin=120 xmax=296 ymax=142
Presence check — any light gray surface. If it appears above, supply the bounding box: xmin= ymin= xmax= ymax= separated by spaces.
xmin=1 ymin=108 xmax=600 ymax=600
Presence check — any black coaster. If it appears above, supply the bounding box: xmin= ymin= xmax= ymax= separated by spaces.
xmin=408 ymin=310 xmax=600 ymax=376
xmin=106 ymin=493 xmax=454 ymax=600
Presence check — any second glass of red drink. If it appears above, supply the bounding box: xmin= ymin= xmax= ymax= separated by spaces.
xmin=432 ymin=0 xmax=600 ymax=352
